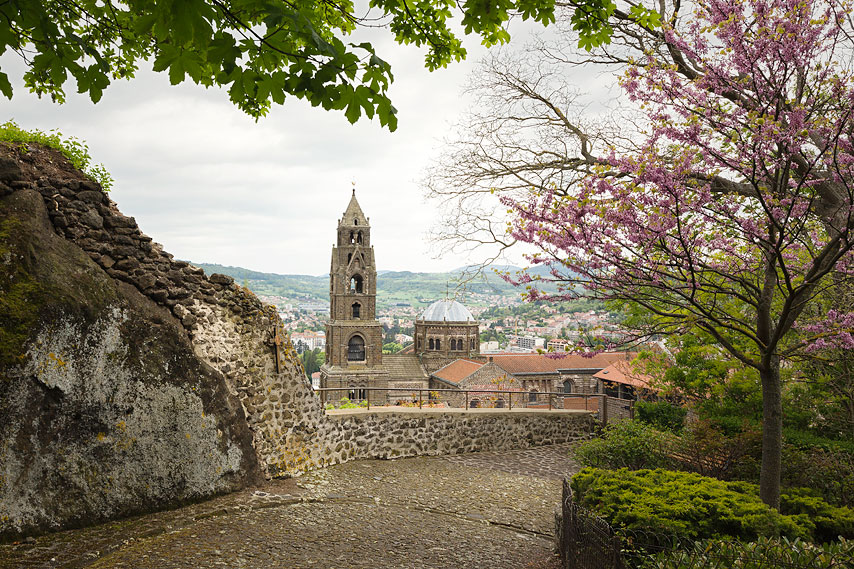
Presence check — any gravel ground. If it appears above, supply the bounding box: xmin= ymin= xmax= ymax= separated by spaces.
xmin=1 ymin=443 xmax=580 ymax=569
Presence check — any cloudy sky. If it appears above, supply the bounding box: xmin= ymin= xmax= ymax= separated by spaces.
xmin=1 ymin=17 xmax=560 ymax=276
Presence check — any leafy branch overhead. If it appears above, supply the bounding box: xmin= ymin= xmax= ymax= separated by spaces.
xmin=0 ymin=0 xmax=621 ymax=130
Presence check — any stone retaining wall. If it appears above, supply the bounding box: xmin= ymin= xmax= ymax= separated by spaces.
xmin=272 ymin=410 xmax=595 ymax=474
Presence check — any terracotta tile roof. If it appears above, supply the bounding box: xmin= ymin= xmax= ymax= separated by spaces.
xmin=593 ymin=361 xmax=653 ymax=389
xmin=489 ymin=352 xmax=630 ymax=374
xmin=431 ymin=359 xmax=484 ymax=385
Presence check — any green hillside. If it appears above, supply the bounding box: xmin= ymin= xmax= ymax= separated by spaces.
xmin=191 ymin=263 xmax=530 ymax=308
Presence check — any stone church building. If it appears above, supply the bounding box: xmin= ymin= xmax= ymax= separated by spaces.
xmin=319 ymin=191 xmax=640 ymax=405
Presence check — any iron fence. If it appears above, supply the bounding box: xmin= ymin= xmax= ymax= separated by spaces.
xmin=557 ymin=479 xmax=853 ymax=569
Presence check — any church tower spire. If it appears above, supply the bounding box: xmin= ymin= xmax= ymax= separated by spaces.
xmin=320 ymin=190 xmax=388 ymax=399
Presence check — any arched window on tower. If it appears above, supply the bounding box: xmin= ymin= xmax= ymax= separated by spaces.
xmin=347 ymin=253 xmax=352 ymax=263
xmin=349 ymin=231 xmax=355 ymax=244
xmin=429 ymin=338 xmax=434 ymax=350
xmin=436 ymin=339 xmax=441 ymax=350
xmin=350 ymin=274 xmax=363 ymax=293
xmin=357 ymin=231 xmax=363 ymax=244
xmin=354 ymin=218 xmax=358 ymax=225
xmin=347 ymin=335 xmax=366 ymax=361
xmin=450 ymin=339 xmax=456 ymax=350
xmin=352 ymin=302 xmax=361 ymax=319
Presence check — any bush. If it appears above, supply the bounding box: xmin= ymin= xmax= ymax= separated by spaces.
xmin=570 ymin=467 xmax=854 ymax=543
xmin=636 ymin=400 xmax=687 ymax=433
xmin=780 ymin=487 xmax=854 ymax=543
xmin=670 ymin=418 xmax=762 ymax=481
xmin=574 ymin=420 xmax=671 ymax=470
xmin=0 ymin=120 xmax=113 ymax=190
xmin=643 ymin=536 xmax=854 ymax=569
xmin=782 ymin=445 xmax=854 ymax=508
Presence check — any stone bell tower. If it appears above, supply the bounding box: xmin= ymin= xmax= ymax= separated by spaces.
xmin=320 ymin=189 xmax=388 ymax=399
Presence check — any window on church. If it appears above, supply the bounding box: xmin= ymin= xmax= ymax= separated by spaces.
xmin=349 ymin=231 xmax=355 ymax=244
xmin=436 ymin=339 xmax=441 ymax=350
xmin=563 ymin=379 xmax=573 ymax=394
xmin=347 ymin=335 xmax=366 ymax=361
xmin=357 ymin=231 xmax=363 ymax=244
xmin=429 ymin=338 xmax=434 ymax=350
xmin=470 ymin=398 xmax=479 ymax=408
xmin=470 ymin=339 xmax=475 ymax=350
xmin=450 ymin=339 xmax=457 ymax=350
xmin=350 ymin=274 xmax=363 ymax=293
xmin=354 ymin=218 xmax=358 ymax=225
xmin=529 ymin=390 xmax=538 ymax=403
xmin=352 ymin=303 xmax=361 ymax=319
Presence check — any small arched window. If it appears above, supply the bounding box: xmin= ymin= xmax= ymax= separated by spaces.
xmin=435 ymin=339 xmax=441 ymax=350
xmin=563 ymin=379 xmax=573 ymax=394
xmin=429 ymin=338 xmax=435 ymax=350
xmin=470 ymin=339 xmax=475 ymax=349
xmin=357 ymin=231 xmax=363 ymax=243
xmin=350 ymin=274 xmax=363 ymax=293
xmin=354 ymin=218 xmax=358 ymax=225
xmin=450 ymin=339 xmax=457 ymax=350
xmin=352 ymin=302 xmax=361 ymax=319
xmin=349 ymin=231 xmax=355 ymax=244
xmin=529 ymin=390 xmax=538 ymax=403
xmin=347 ymin=335 xmax=366 ymax=361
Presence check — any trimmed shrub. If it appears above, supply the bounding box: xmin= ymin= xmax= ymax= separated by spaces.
xmin=574 ymin=420 xmax=671 ymax=470
xmin=780 ymin=487 xmax=854 ymax=544
xmin=570 ymin=467 xmax=854 ymax=543
xmin=643 ymin=536 xmax=854 ymax=569
xmin=636 ymin=400 xmax=687 ymax=433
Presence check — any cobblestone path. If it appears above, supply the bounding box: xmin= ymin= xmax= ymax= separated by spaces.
xmin=1 ymin=443 xmax=581 ymax=569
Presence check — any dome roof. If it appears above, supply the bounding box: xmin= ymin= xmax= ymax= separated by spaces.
xmin=420 ymin=299 xmax=475 ymax=322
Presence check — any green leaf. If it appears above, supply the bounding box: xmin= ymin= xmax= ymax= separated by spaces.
xmin=0 ymin=71 xmax=12 ymax=99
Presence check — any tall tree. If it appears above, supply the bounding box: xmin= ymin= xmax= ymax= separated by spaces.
xmin=426 ymin=0 xmax=854 ymax=507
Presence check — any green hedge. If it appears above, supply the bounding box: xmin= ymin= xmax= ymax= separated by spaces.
xmin=643 ymin=536 xmax=854 ymax=569
xmin=570 ymin=468 xmax=854 ymax=543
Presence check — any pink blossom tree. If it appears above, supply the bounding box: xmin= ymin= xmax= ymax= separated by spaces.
xmin=497 ymin=0 xmax=854 ymax=507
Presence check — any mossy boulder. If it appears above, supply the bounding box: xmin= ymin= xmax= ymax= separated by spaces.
xmin=0 ymin=188 xmax=261 ymax=539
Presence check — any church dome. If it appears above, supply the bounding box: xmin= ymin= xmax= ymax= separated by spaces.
xmin=420 ymin=299 xmax=475 ymax=322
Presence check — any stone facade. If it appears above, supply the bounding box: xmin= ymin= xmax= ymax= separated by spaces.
xmin=320 ymin=192 xmax=388 ymax=400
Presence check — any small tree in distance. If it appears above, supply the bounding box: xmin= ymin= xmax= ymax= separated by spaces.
xmin=498 ymin=0 xmax=854 ymax=508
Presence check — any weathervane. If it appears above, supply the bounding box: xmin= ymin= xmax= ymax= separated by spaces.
xmin=351 ymin=180 xmax=356 ymax=196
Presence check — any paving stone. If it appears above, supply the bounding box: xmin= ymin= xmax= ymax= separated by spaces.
xmin=0 ymin=444 xmax=579 ymax=569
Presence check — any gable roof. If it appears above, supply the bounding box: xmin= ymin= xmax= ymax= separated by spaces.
xmin=431 ymin=359 xmax=484 ymax=385
xmin=489 ymin=352 xmax=630 ymax=375
xmin=593 ymin=361 xmax=654 ymax=389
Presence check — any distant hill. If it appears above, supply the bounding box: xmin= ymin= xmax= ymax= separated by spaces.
xmin=190 ymin=262 xmax=555 ymax=308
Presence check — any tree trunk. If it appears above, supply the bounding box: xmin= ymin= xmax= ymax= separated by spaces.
xmin=759 ymin=356 xmax=783 ymax=509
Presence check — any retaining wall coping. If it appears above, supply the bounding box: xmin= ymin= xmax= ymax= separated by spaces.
xmin=325 ymin=407 xmax=593 ymax=419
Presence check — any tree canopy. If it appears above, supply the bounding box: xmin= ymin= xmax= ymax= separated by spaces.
xmin=0 ymin=0 xmax=604 ymax=130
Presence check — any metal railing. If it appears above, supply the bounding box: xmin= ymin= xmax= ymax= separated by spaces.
xmin=315 ymin=386 xmax=634 ymax=422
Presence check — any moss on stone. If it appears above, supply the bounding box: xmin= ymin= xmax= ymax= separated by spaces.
xmin=0 ymin=215 xmax=46 ymax=368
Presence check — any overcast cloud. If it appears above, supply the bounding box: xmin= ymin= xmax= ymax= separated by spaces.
xmin=0 ymin=18 xmax=604 ymax=276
